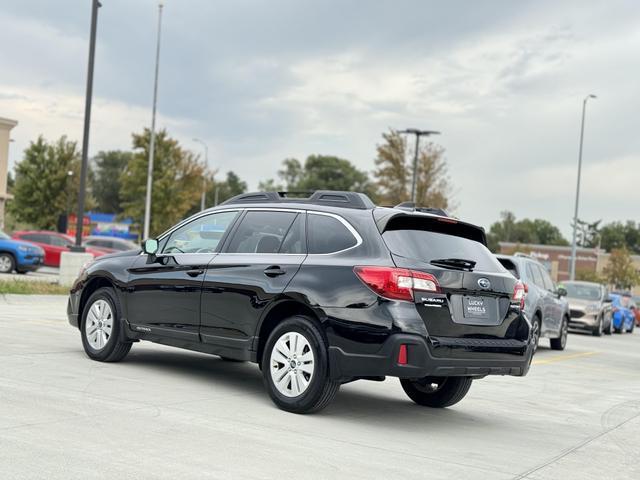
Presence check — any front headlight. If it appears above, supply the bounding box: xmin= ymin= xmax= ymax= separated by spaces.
xmin=585 ymin=303 xmax=600 ymax=314
xmin=18 ymin=245 xmax=28 ymax=252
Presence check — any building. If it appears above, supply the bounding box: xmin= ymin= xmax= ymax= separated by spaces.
xmin=498 ymin=241 xmax=640 ymax=294
xmin=0 ymin=117 xmax=18 ymax=230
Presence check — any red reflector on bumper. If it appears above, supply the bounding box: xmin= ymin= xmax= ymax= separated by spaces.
xmin=398 ymin=344 xmax=408 ymax=365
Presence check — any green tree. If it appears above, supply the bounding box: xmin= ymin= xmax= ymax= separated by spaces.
xmin=92 ymin=150 xmax=132 ymax=214
xmin=487 ymin=211 xmax=568 ymax=252
xmin=599 ymin=221 xmax=640 ymax=254
xmin=6 ymin=171 xmax=14 ymax=193
xmin=373 ymin=129 xmax=451 ymax=208
xmin=206 ymin=171 xmax=248 ymax=206
xmin=120 ymin=129 xmax=204 ymax=236
xmin=260 ymin=155 xmax=376 ymax=199
xmin=603 ymin=247 xmax=640 ymax=289
xmin=9 ymin=135 xmax=86 ymax=230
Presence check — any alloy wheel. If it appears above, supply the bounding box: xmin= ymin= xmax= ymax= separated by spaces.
xmin=531 ymin=320 xmax=541 ymax=353
xmin=270 ymin=331 xmax=315 ymax=398
xmin=0 ymin=255 xmax=12 ymax=273
xmin=560 ymin=318 xmax=568 ymax=349
xmin=85 ymin=299 xmax=113 ymax=351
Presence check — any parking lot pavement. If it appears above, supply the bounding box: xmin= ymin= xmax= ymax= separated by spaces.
xmin=1 ymin=295 xmax=639 ymax=480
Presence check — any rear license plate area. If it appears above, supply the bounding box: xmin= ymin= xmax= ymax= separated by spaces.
xmin=463 ymin=296 xmax=489 ymax=319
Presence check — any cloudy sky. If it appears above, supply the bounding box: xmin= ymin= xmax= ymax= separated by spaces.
xmin=1 ymin=0 xmax=638 ymax=236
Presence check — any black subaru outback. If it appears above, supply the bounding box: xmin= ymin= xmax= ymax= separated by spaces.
xmin=68 ymin=191 xmax=533 ymax=413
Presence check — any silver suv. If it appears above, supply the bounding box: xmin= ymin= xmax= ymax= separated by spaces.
xmin=496 ymin=254 xmax=570 ymax=353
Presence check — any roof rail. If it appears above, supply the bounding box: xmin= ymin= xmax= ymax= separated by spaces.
xmin=220 ymin=190 xmax=376 ymax=210
xmin=394 ymin=202 xmax=449 ymax=217
xmin=513 ymin=252 xmax=532 ymax=258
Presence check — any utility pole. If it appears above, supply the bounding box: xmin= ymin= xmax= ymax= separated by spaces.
xmin=398 ymin=129 xmax=440 ymax=203
xmin=569 ymin=94 xmax=597 ymax=280
xmin=73 ymin=0 xmax=101 ymax=250
xmin=193 ymin=138 xmax=209 ymax=211
xmin=143 ymin=1 xmax=164 ymax=239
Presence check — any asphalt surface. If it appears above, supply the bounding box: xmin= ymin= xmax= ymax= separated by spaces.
xmin=1 ymin=294 xmax=639 ymax=480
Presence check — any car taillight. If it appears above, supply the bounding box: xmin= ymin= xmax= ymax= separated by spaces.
xmin=512 ymin=280 xmax=526 ymax=310
xmin=353 ymin=266 xmax=440 ymax=302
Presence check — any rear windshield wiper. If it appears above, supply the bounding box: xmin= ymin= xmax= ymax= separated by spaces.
xmin=430 ymin=258 xmax=477 ymax=271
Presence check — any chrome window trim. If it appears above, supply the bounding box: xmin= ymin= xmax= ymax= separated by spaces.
xmin=147 ymin=207 xmax=362 ymax=256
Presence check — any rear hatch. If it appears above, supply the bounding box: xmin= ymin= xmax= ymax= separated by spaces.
xmin=379 ymin=213 xmax=522 ymax=340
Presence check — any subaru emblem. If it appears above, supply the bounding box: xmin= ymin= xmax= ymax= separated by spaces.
xmin=478 ymin=278 xmax=491 ymax=290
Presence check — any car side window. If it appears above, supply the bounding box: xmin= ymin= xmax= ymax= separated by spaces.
xmin=307 ymin=213 xmax=358 ymax=254
xmin=227 ymin=211 xmax=298 ymax=254
xmin=163 ymin=211 xmax=239 ymax=254
xmin=279 ymin=214 xmax=306 ymax=254
xmin=49 ymin=235 xmax=70 ymax=247
xmin=526 ymin=262 xmax=544 ymax=289
xmin=538 ymin=265 xmax=554 ymax=291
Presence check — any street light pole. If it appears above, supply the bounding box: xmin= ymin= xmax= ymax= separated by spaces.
xmin=398 ymin=129 xmax=440 ymax=203
xmin=74 ymin=0 xmax=101 ymax=250
xmin=193 ymin=138 xmax=209 ymax=211
xmin=143 ymin=1 xmax=164 ymax=240
xmin=569 ymin=94 xmax=597 ymax=281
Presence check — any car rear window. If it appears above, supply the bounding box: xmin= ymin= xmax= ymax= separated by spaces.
xmin=382 ymin=229 xmax=505 ymax=272
xmin=497 ymin=258 xmax=519 ymax=278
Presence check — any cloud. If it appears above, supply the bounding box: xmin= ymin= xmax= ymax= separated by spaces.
xmin=1 ymin=0 xmax=639 ymax=236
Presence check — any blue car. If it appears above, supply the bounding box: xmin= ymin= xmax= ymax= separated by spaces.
xmin=0 ymin=230 xmax=45 ymax=274
xmin=609 ymin=293 xmax=635 ymax=333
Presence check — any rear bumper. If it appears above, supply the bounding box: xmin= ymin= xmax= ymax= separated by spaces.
xmin=328 ymin=333 xmax=533 ymax=382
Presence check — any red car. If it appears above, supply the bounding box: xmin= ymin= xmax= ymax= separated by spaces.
xmin=12 ymin=231 xmax=106 ymax=267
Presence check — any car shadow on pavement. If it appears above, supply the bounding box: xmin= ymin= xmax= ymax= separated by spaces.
xmin=120 ymin=348 xmax=497 ymax=428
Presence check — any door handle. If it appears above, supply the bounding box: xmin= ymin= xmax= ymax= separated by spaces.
xmin=264 ymin=266 xmax=286 ymax=277
xmin=186 ymin=269 xmax=205 ymax=277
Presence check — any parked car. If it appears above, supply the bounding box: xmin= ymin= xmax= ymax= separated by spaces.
xmin=562 ymin=281 xmax=613 ymax=336
xmin=609 ymin=293 xmax=635 ymax=333
xmin=0 ymin=230 xmax=45 ymax=274
xmin=633 ymin=296 xmax=640 ymax=327
xmin=12 ymin=231 xmax=106 ymax=267
xmin=496 ymin=253 xmax=570 ymax=352
xmin=83 ymin=236 xmax=139 ymax=253
xmin=67 ymin=191 xmax=533 ymax=414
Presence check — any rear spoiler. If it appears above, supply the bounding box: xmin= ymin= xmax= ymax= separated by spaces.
xmin=373 ymin=208 xmax=488 ymax=246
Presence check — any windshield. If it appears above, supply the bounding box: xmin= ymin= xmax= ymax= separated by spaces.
xmin=0 ymin=231 xmax=9 ymax=240
xmin=382 ymin=229 xmax=505 ymax=272
xmin=565 ymin=283 xmax=601 ymax=301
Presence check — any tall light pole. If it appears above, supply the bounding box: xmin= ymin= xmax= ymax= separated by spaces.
xmin=398 ymin=129 xmax=440 ymax=203
xmin=143 ymin=1 xmax=164 ymax=240
xmin=73 ymin=0 xmax=101 ymax=250
xmin=569 ymin=94 xmax=597 ymax=281
xmin=193 ymin=138 xmax=209 ymax=211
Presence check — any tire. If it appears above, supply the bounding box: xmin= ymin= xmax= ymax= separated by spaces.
xmin=400 ymin=376 xmax=473 ymax=408
xmin=604 ymin=318 xmax=613 ymax=335
xmin=531 ymin=315 xmax=542 ymax=354
xmin=262 ymin=316 xmax=339 ymax=414
xmin=592 ymin=315 xmax=603 ymax=337
xmin=0 ymin=253 xmax=15 ymax=274
xmin=80 ymin=287 xmax=132 ymax=362
xmin=628 ymin=321 xmax=635 ymax=334
xmin=550 ymin=316 xmax=569 ymax=350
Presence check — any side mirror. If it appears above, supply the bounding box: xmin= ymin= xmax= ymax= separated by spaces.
xmin=142 ymin=238 xmax=159 ymax=256
xmin=556 ymin=286 xmax=568 ymax=298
